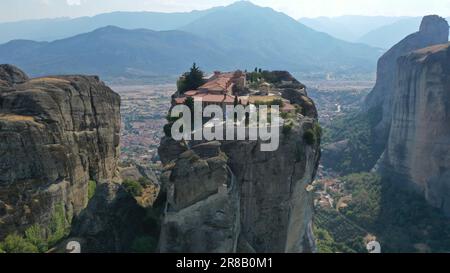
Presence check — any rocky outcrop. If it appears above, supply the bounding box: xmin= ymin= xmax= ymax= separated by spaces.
xmin=159 ymin=146 xmax=240 ymax=252
xmin=381 ymin=43 xmax=450 ymax=215
xmin=0 ymin=64 xmax=29 ymax=86
xmin=364 ymin=15 xmax=449 ymax=148
xmin=158 ymin=74 xmax=321 ymax=253
xmin=0 ymin=65 xmax=121 ymax=239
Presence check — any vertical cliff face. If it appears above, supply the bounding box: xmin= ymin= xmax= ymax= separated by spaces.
xmin=364 ymin=15 xmax=449 ymax=146
xmin=382 ymin=43 xmax=450 ymax=215
xmin=0 ymin=65 xmax=121 ymax=238
xmin=158 ymin=75 xmax=321 ymax=253
xmin=221 ymin=120 xmax=319 ymax=253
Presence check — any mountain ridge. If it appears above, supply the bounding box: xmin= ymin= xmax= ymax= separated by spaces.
xmin=0 ymin=8 xmax=221 ymax=43
xmin=0 ymin=2 xmax=382 ymax=79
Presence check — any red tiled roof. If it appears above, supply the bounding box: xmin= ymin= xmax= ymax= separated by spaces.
xmin=174 ymin=93 xmax=235 ymax=105
xmin=185 ymin=90 xmax=199 ymax=96
xmin=198 ymin=94 xmax=235 ymax=104
xmin=174 ymin=71 xmax=244 ymax=105
xmin=199 ymin=72 xmax=236 ymax=93
xmin=174 ymin=97 xmax=186 ymax=104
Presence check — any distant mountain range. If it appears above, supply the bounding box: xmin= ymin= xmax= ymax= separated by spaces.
xmin=358 ymin=17 xmax=423 ymax=48
xmin=0 ymin=26 xmax=231 ymax=77
xmin=299 ymin=16 xmax=408 ymax=43
xmin=0 ymin=1 xmax=383 ymax=79
xmin=0 ymin=8 xmax=220 ymax=44
xmin=300 ymin=16 xmax=449 ymax=49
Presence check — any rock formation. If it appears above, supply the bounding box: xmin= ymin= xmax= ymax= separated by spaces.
xmin=364 ymin=15 xmax=449 ymax=147
xmin=0 ymin=64 xmax=121 ymax=239
xmin=69 ymin=182 xmax=148 ymax=252
xmin=158 ymin=73 xmax=321 ymax=253
xmin=381 ymin=43 xmax=450 ymax=215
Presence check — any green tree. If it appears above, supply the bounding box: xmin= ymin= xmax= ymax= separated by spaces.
xmin=25 ymin=224 xmax=48 ymax=252
xmin=0 ymin=234 xmax=38 ymax=253
xmin=184 ymin=96 xmax=195 ymax=111
xmin=177 ymin=63 xmax=206 ymax=94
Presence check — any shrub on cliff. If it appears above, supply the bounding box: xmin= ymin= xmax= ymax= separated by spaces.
xmin=47 ymin=204 xmax=70 ymax=246
xmin=0 ymin=234 xmax=38 ymax=253
xmin=0 ymin=203 xmax=71 ymax=253
xmin=123 ymin=179 xmax=143 ymax=197
xmin=282 ymin=122 xmax=293 ymax=135
xmin=25 ymin=224 xmax=48 ymax=252
xmin=304 ymin=124 xmax=322 ymax=145
xmin=88 ymin=180 xmax=97 ymax=200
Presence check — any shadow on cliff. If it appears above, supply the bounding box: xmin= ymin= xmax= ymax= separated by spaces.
xmin=372 ymin=177 xmax=450 ymax=253
xmin=70 ymin=183 xmax=166 ymax=253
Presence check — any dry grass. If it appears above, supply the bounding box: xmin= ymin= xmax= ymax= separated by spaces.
xmin=248 ymin=95 xmax=281 ymax=104
xmin=0 ymin=114 xmax=35 ymax=122
xmin=135 ymin=185 xmax=160 ymax=208
xmin=415 ymin=43 xmax=449 ymax=55
xmin=29 ymin=77 xmax=70 ymax=84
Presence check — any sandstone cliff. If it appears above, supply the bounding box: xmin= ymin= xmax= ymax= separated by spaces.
xmin=382 ymin=43 xmax=450 ymax=215
xmin=158 ymin=75 xmax=321 ymax=253
xmin=0 ymin=65 xmax=121 ymax=239
xmin=364 ymin=15 xmax=449 ymax=147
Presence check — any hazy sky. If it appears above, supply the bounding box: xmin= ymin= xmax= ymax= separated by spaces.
xmin=2 ymin=0 xmax=450 ymax=23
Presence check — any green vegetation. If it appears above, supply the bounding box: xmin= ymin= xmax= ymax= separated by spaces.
xmin=88 ymin=180 xmax=97 ymax=200
xmin=122 ymin=177 xmax=154 ymax=198
xmin=123 ymin=179 xmax=144 ymax=197
xmin=340 ymin=173 xmax=381 ymax=227
xmin=247 ymin=69 xmax=302 ymax=86
xmin=303 ymin=123 xmax=322 ymax=145
xmin=138 ymin=177 xmax=153 ymax=187
xmin=131 ymin=236 xmax=158 ymax=253
xmin=282 ymin=122 xmax=293 ymax=135
xmin=184 ymin=96 xmax=195 ymax=110
xmin=0 ymin=203 xmax=70 ymax=253
xmin=24 ymin=224 xmax=48 ymax=252
xmin=294 ymin=104 xmax=303 ymax=115
xmin=247 ymin=68 xmax=262 ymax=83
xmin=47 ymin=204 xmax=71 ymax=246
xmin=314 ymin=173 xmax=450 ymax=253
xmin=253 ymin=98 xmax=284 ymax=107
xmin=127 ymin=189 xmax=167 ymax=253
xmin=0 ymin=234 xmax=39 ymax=253
xmin=322 ymin=106 xmax=383 ymax=174
xmin=314 ymin=215 xmax=366 ymax=253
xmin=177 ymin=63 xmax=206 ymax=94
